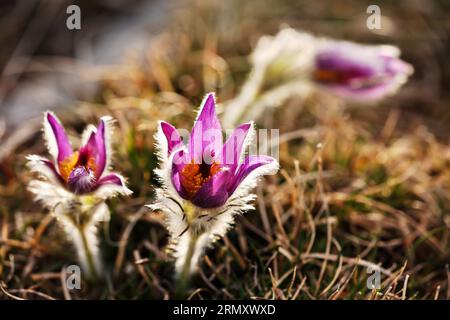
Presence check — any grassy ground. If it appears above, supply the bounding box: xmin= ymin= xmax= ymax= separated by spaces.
xmin=0 ymin=0 xmax=449 ymax=299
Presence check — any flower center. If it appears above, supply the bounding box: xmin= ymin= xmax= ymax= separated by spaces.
xmin=59 ymin=151 xmax=80 ymax=182
xmin=314 ymin=68 xmax=384 ymax=89
xmin=67 ymin=166 xmax=96 ymax=194
xmin=180 ymin=160 xmax=221 ymax=199
xmin=58 ymin=149 xmax=96 ymax=183
xmin=313 ymin=69 xmax=354 ymax=84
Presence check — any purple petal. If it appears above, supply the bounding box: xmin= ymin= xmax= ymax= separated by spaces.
xmin=171 ymin=150 xmax=192 ymax=200
xmin=171 ymin=167 xmax=184 ymax=195
xmin=171 ymin=164 xmax=189 ymax=199
xmin=322 ymin=56 xmax=412 ymax=101
xmin=221 ymin=122 xmax=252 ymax=168
xmin=188 ymin=93 xmax=223 ymax=164
xmin=94 ymin=119 xmax=107 ymax=178
xmin=45 ymin=112 xmax=72 ymax=163
xmin=316 ymin=48 xmax=375 ymax=79
xmin=77 ymin=119 xmax=108 ymax=178
xmin=160 ymin=121 xmax=183 ymax=156
xmin=227 ymin=155 xmax=275 ymax=195
xmin=191 ymin=170 xmax=231 ymax=208
xmin=42 ymin=159 xmax=65 ymax=184
xmin=28 ymin=155 xmax=65 ymax=184
xmin=98 ymin=173 xmax=124 ymax=186
xmin=78 ymin=131 xmax=97 ymax=164
xmin=314 ymin=43 xmax=412 ymax=101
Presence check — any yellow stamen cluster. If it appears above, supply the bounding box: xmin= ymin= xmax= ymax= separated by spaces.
xmin=58 ymin=151 xmax=96 ymax=182
xmin=58 ymin=152 xmax=79 ymax=181
xmin=314 ymin=69 xmax=344 ymax=83
xmin=180 ymin=160 xmax=221 ymax=199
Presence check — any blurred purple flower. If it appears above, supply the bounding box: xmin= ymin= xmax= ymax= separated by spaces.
xmin=313 ymin=42 xmax=413 ymax=101
xmin=223 ymin=28 xmax=414 ymax=127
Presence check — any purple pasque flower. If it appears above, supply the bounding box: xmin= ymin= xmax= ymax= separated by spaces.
xmin=313 ymin=42 xmax=413 ymax=101
xmin=27 ymin=112 xmax=131 ymax=206
xmin=155 ymin=93 xmax=278 ymax=210
xmin=150 ymin=92 xmax=278 ymax=275
xmin=223 ymin=28 xmax=413 ymax=128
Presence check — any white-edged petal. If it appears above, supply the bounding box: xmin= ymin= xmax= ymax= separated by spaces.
xmin=100 ymin=115 xmax=115 ymax=174
xmin=81 ymin=124 xmax=97 ymax=145
xmin=92 ymin=173 xmax=132 ymax=199
xmin=26 ymin=155 xmax=61 ymax=185
xmin=43 ymin=111 xmax=72 ymax=164
xmin=28 ymin=179 xmax=74 ymax=209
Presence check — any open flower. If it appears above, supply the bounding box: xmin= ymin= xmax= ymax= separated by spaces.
xmin=27 ymin=112 xmax=132 ymax=279
xmin=223 ymin=28 xmax=413 ymax=127
xmin=27 ymin=112 xmax=131 ymax=200
xmin=149 ymin=93 xmax=278 ymax=281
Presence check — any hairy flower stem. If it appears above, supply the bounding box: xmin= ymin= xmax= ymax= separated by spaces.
xmin=176 ymin=232 xmax=199 ymax=296
xmin=76 ymin=224 xmax=99 ymax=281
xmin=57 ymin=202 xmax=105 ymax=282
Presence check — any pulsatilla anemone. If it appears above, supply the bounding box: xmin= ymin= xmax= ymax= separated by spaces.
xmin=27 ymin=112 xmax=131 ymax=202
xmin=149 ymin=93 xmax=278 ymax=276
xmin=27 ymin=112 xmax=131 ymax=280
xmin=154 ymin=92 xmax=278 ymax=211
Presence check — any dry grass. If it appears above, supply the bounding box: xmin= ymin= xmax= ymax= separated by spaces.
xmin=0 ymin=0 xmax=449 ymax=299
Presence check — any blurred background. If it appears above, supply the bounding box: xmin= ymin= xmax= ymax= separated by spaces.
xmin=0 ymin=0 xmax=449 ymax=132
xmin=0 ymin=0 xmax=449 ymax=300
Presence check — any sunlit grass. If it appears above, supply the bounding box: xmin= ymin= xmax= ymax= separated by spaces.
xmin=0 ymin=0 xmax=449 ymax=300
